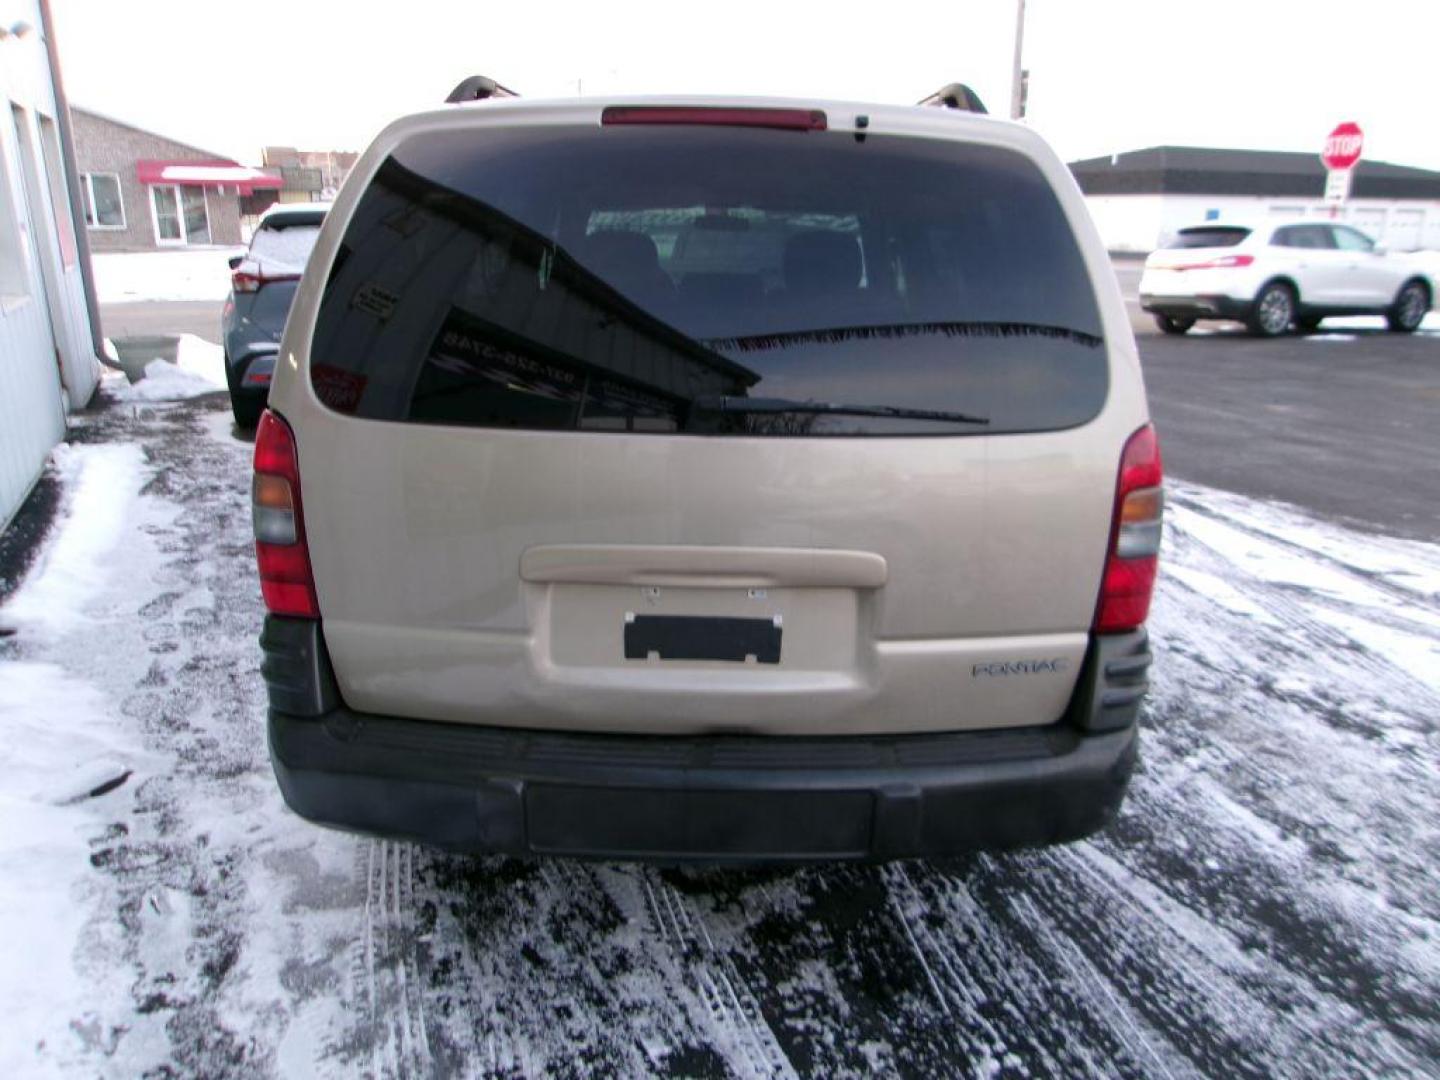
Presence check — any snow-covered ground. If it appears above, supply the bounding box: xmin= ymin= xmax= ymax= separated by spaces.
xmin=107 ymin=335 xmax=227 ymax=403
xmin=91 ymin=248 xmax=244 ymax=304
xmin=0 ymin=396 xmax=1437 ymax=1077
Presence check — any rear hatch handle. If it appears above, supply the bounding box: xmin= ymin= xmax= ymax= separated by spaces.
xmin=521 ymin=545 xmax=888 ymax=589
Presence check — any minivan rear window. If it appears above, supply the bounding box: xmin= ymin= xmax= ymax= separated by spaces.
xmin=1164 ymin=227 xmax=1250 ymax=249
xmin=309 ymin=125 xmax=1106 ymax=436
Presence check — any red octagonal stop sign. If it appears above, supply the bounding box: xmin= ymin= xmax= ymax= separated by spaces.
xmin=1322 ymin=122 xmax=1364 ymax=171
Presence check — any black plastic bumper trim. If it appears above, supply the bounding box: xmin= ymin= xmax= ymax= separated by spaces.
xmin=269 ymin=708 xmax=1137 ymax=861
xmin=1140 ymin=294 xmax=1252 ymax=320
xmin=259 ymin=616 xmax=1152 ymax=861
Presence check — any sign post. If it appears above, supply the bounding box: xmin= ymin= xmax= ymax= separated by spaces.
xmin=1321 ymin=122 xmax=1364 ymax=210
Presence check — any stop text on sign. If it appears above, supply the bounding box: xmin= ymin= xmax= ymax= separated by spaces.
xmin=1326 ymin=132 xmax=1363 ymax=159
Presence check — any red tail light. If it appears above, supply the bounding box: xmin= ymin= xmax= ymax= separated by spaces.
xmin=232 ymin=269 xmax=301 ymax=294
xmin=1174 ymin=254 xmax=1254 ymax=272
xmin=601 ymin=106 xmax=827 ymax=131
xmin=253 ymin=409 xmax=319 ymax=618
xmin=1094 ymin=425 xmax=1164 ymax=634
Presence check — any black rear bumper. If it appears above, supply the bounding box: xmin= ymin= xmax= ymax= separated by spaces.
xmin=1140 ymin=293 xmax=1252 ymax=320
xmin=263 ymin=618 xmax=1149 ymax=862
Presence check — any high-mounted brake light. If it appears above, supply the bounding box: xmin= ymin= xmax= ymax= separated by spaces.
xmin=601 ymin=106 xmax=827 ymax=131
xmin=232 ymin=268 xmax=301 ymax=294
xmin=1173 ymin=254 xmax=1255 ymax=272
xmin=253 ymin=410 xmax=319 ymax=618
xmin=1094 ymin=424 xmax=1163 ymax=634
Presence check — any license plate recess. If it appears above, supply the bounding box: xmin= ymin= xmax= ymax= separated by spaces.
xmin=624 ymin=614 xmax=781 ymax=664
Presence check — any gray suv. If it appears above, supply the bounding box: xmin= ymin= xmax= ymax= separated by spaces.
xmin=222 ymin=203 xmax=326 ymax=427
xmin=252 ymin=87 xmax=1162 ymax=861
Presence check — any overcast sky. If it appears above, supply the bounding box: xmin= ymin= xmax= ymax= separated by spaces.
xmin=49 ymin=0 xmax=1440 ymax=171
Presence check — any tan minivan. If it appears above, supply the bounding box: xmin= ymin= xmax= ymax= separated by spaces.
xmin=254 ymin=85 xmax=1162 ymax=861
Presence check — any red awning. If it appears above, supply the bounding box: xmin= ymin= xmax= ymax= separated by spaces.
xmin=136 ymin=159 xmax=282 ymax=195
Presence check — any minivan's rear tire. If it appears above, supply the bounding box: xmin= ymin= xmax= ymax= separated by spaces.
xmin=1154 ymin=314 xmax=1195 ymax=336
xmin=1387 ymin=280 xmax=1429 ymax=333
xmin=1247 ymin=282 xmax=1295 ymax=337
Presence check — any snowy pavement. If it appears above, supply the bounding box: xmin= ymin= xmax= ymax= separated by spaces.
xmin=1 ymin=393 xmax=1438 ymax=1078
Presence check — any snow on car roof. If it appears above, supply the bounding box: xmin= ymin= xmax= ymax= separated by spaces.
xmin=258 ymin=201 xmax=330 ymax=223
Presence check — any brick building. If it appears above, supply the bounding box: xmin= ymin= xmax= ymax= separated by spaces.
xmin=71 ymin=107 xmax=279 ymax=251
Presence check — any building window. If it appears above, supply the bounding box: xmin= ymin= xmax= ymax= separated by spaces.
xmin=181 ymin=185 xmax=210 ymax=244
xmin=150 ymin=184 xmax=210 ymax=245
xmin=151 ymin=184 xmax=182 ymax=242
xmin=81 ymin=173 xmax=124 ymax=229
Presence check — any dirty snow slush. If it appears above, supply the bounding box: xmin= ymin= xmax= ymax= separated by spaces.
xmin=0 ymin=393 xmax=1436 ymax=1078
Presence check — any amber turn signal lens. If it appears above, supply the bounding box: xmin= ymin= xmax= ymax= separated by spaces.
xmin=1120 ymin=486 xmax=1162 ymax=524
xmin=253 ymin=473 xmax=294 ymax=510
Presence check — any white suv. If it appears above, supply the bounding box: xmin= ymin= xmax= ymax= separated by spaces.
xmin=253 ymin=85 xmax=1161 ymax=861
xmin=1140 ymin=221 xmax=1433 ymax=336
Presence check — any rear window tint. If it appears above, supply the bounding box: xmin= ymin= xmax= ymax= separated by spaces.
xmin=309 ymin=125 xmax=1106 ymax=436
xmin=1164 ymin=227 xmax=1250 ymax=249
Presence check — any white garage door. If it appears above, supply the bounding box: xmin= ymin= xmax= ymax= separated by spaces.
xmin=1389 ymin=208 xmax=1423 ymax=251
xmin=1350 ymin=207 xmax=1386 ymax=240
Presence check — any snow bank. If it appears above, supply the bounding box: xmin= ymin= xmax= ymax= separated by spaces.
xmin=1 ymin=444 xmax=147 ymax=639
xmin=110 ymin=335 xmax=227 ymax=402
xmin=91 ymin=248 xmax=244 ymax=303
xmin=0 ymin=444 xmax=154 ymax=1075
xmin=0 ymin=663 xmax=139 ymax=1079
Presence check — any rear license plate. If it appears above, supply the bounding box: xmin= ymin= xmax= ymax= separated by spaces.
xmin=624 ymin=614 xmax=782 ymax=664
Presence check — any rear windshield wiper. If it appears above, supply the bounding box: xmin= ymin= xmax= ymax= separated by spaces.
xmin=690 ymin=396 xmax=989 ymax=426
xmin=702 ymin=321 xmax=1104 ymax=354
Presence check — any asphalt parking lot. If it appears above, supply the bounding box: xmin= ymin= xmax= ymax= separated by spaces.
xmin=1114 ymin=259 xmax=1440 ymax=541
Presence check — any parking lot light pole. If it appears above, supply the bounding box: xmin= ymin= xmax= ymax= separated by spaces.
xmin=1010 ymin=0 xmax=1026 ymax=120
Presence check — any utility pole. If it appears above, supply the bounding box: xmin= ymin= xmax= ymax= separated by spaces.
xmin=1009 ymin=0 xmax=1027 ymax=120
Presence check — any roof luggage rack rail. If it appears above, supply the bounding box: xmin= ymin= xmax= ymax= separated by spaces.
xmin=445 ymin=76 xmax=519 ymax=104
xmin=916 ymin=83 xmax=988 ymax=115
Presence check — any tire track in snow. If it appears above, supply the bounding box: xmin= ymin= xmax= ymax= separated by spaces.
xmin=350 ymin=839 xmax=434 ymax=1078
xmin=892 ymin=860 xmax=1151 ymax=1078
xmin=1146 ymin=507 xmax=1440 ymax=1058
xmin=639 ymin=872 xmax=797 ymax=1078
xmin=1098 ymin=755 xmax=1440 ymax=1073
xmin=1006 ymin=889 xmax=1182 ymax=1080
